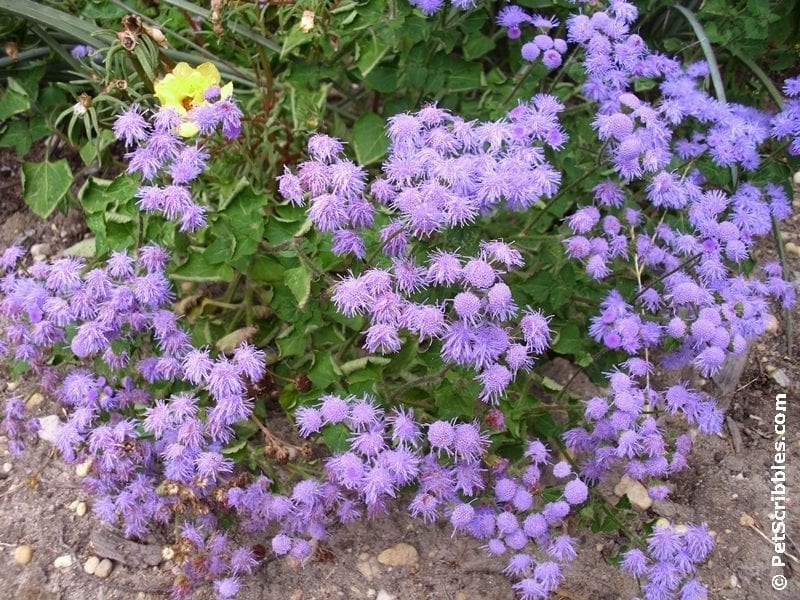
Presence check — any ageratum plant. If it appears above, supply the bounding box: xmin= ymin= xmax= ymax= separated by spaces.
xmin=0 ymin=0 xmax=797 ymax=598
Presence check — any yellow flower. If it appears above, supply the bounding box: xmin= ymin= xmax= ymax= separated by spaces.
xmin=153 ymin=62 xmax=233 ymax=137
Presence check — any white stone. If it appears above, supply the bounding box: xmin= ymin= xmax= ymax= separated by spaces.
xmin=356 ymin=556 xmax=379 ymax=581
xmin=793 ymin=171 xmax=800 ymax=186
xmin=377 ymin=543 xmax=418 ymax=567
xmin=37 ymin=415 xmax=61 ymax=444
xmin=161 ymin=546 xmax=175 ymax=561
xmin=770 ymin=368 xmax=791 ymax=388
xmin=2 ymin=462 xmax=11 ymax=473
xmin=76 ymin=501 xmax=87 ymax=517
xmin=376 ymin=591 xmax=395 ymax=600
xmin=30 ymin=243 xmax=51 ymax=260
xmin=83 ymin=556 xmax=100 ymax=575
xmin=54 ymin=554 xmax=73 ymax=569
xmin=94 ymin=558 xmax=113 ymax=578
xmin=6 ymin=381 xmax=19 ymax=392
xmin=75 ymin=459 xmax=92 ymax=477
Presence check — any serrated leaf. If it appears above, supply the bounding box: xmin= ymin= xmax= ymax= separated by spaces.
xmin=0 ymin=120 xmax=32 ymax=155
xmin=63 ymin=238 xmax=96 ymax=258
xmin=21 ymin=160 xmax=73 ymax=219
xmin=322 ymin=424 xmax=349 ymax=453
xmin=0 ymin=84 xmax=29 ymax=121
xmin=173 ymin=252 xmax=234 ymax=282
xmin=352 ymin=112 xmax=388 ymax=166
xmin=339 ymin=356 xmax=391 ymax=375
xmin=284 ymin=265 xmax=311 ymax=308
xmin=216 ymin=326 xmax=258 ymax=354
xmin=356 ymin=35 xmax=390 ymax=78
xmin=249 ymin=255 xmax=284 ymax=282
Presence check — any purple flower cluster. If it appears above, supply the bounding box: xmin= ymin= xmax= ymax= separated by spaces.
xmin=1 ymin=396 xmax=39 ymax=457
xmin=291 ymin=395 xmax=588 ymax=600
xmin=406 ymin=0 xmax=476 ymax=16
xmin=622 ymin=522 xmax=714 ymax=600
xmin=0 ymin=244 xmax=267 ymax=596
xmin=563 ymin=364 xmax=721 ymax=488
xmin=772 ymin=75 xmax=800 ymax=155
xmin=278 ymin=98 xmax=564 ymax=259
xmin=497 ymin=5 xmax=568 ymax=69
xmin=113 ymin=93 xmax=241 ymax=232
xmin=331 ymin=241 xmax=552 ymax=402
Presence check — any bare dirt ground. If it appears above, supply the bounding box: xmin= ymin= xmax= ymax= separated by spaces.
xmin=0 ymin=146 xmax=798 ymax=600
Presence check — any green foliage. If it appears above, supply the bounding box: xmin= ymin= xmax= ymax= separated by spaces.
xmin=1 ymin=0 xmax=797 ymax=498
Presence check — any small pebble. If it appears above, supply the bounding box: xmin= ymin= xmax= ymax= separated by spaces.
xmin=26 ymin=392 xmax=44 ymax=408
xmin=14 ymin=545 xmax=33 ymax=565
xmin=729 ymin=574 xmax=739 ymax=589
xmin=94 ymin=558 xmax=113 ymax=578
xmin=75 ymin=459 xmax=92 ymax=477
xmin=76 ymin=501 xmax=87 ymax=517
xmin=770 ymin=368 xmax=791 ymax=388
xmin=785 ymin=242 xmax=800 ymax=258
xmin=2 ymin=462 xmax=11 ymax=473
xmin=54 ymin=554 xmax=73 ymax=569
xmin=6 ymin=381 xmax=19 ymax=392
xmin=37 ymin=415 xmax=61 ymax=444
xmin=84 ymin=556 xmax=100 ymax=575
xmin=765 ymin=315 xmax=779 ymax=334
xmin=455 ymin=593 xmax=468 ymax=600
xmin=377 ymin=543 xmax=418 ymax=567
xmin=376 ymin=591 xmax=395 ymax=600
xmin=765 ymin=364 xmax=777 ymax=374
xmin=162 ymin=546 xmax=175 ymax=561
xmin=30 ymin=243 xmax=51 ymax=261
xmin=793 ymin=171 xmax=800 ymax=186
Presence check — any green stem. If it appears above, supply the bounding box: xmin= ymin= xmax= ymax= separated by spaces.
xmin=501 ymin=64 xmax=534 ymax=109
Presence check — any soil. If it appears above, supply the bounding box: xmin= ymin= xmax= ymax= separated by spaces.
xmin=0 ymin=146 xmax=798 ymax=600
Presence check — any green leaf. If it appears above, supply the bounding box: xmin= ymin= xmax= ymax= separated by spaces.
xmin=79 ymin=175 xmax=137 ymax=213
xmin=63 ymin=238 xmax=96 ymax=258
xmin=284 ymin=265 xmax=311 ymax=308
xmin=552 ymin=322 xmax=583 ymax=355
xmin=249 ymin=255 xmax=285 ymax=282
xmin=463 ymin=34 xmax=495 ymax=60
xmin=356 ymin=35 xmax=390 ymax=78
xmin=0 ymin=120 xmax=32 ymax=155
xmin=352 ymin=112 xmax=388 ymax=166
xmin=173 ymin=252 xmax=234 ymax=282
xmin=280 ymin=26 xmax=312 ymax=59
xmin=0 ymin=84 xmax=30 ymax=121
xmin=339 ymin=356 xmax=391 ymax=375
xmin=20 ymin=160 xmax=73 ymax=218
xmin=322 ymin=424 xmax=350 ymax=453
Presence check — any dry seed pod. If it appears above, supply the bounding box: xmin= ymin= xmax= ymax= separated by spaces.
xmin=143 ymin=24 xmax=169 ymax=48
xmin=117 ymin=30 xmax=138 ymax=51
xmin=4 ymin=41 xmax=19 ymax=61
xmin=121 ymin=14 xmax=143 ymax=34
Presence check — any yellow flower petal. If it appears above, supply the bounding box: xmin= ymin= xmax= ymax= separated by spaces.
xmin=220 ymin=82 xmax=234 ymax=100
xmin=178 ymin=121 xmax=200 ymax=138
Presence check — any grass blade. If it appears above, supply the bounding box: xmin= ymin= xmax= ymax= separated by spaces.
xmin=160 ymin=0 xmax=281 ymax=54
xmin=0 ymin=0 xmax=114 ymax=47
xmin=673 ymin=4 xmax=737 ymax=187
